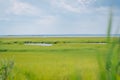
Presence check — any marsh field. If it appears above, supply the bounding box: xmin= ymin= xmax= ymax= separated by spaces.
xmin=0 ymin=37 xmax=120 ymax=80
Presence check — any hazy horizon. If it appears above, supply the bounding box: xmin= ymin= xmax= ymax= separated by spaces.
xmin=0 ymin=34 xmax=120 ymax=37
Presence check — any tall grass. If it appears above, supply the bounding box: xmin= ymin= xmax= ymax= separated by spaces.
xmin=0 ymin=60 xmax=14 ymax=80
xmin=98 ymin=7 xmax=120 ymax=80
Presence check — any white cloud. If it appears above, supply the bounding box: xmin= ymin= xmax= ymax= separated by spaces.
xmin=94 ymin=7 xmax=109 ymax=15
xmin=77 ymin=0 xmax=96 ymax=6
xmin=59 ymin=1 xmax=78 ymax=12
xmin=51 ymin=0 xmax=80 ymax=13
xmin=94 ymin=6 xmax=120 ymax=16
xmin=36 ymin=16 xmax=57 ymax=27
xmin=51 ymin=0 xmax=96 ymax=13
xmin=6 ymin=0 xmax=41 ymax=15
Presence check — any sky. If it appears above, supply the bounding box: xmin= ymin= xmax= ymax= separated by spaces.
xmin=0 ymin=0 xmax=120 ymax=35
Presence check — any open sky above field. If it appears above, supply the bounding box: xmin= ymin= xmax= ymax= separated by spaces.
xmin=0 ymin=0 xmax=120 ymax=35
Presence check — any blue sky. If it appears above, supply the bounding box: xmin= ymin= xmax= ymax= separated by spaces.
xmin=0 ymin=0 xmax=120 ymax=35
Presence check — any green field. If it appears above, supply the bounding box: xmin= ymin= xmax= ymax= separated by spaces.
xmin=0 ymin=37 xmax=119 ymax=80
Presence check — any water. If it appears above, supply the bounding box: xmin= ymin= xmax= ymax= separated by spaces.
xmin=25 ymin=43 xmax=53 ymax=46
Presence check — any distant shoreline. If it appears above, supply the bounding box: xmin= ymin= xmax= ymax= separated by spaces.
xmin=0 ymin=34 xmax=120 ymax=38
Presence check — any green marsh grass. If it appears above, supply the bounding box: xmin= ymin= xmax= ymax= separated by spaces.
xmin=0 ymin=37 xmax=107 ymax=80
xmin=0 ymin=59 xmax=14 ymax=80
xmin=97 ymin=7 xmax=120 ymax=80
xmin=106 ymin=8 xmax=120 ymax=80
